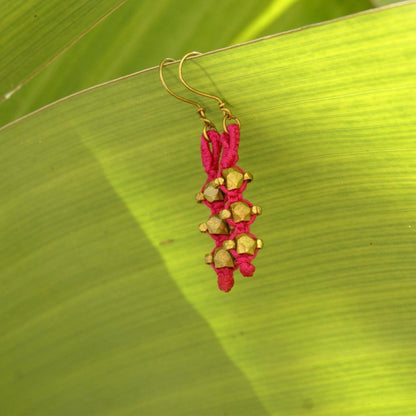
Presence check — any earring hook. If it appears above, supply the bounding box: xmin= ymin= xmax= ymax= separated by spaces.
xmin=159 ymin=57 xmax=216 ymax=140
xmin=178 ymin=51 xmax=240 ymax=133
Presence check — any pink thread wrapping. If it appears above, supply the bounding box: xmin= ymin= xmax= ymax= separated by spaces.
xmin=200 ymin=124 xmax=261 ymax=292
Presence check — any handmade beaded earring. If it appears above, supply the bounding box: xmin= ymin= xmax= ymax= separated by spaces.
xmin=159 ymin=52 xmax=263 ymax=293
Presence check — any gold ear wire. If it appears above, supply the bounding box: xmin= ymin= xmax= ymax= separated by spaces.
xmin=159 ymin=57 xmax=216 ymax=140
xmin=178 ymin=51 xmax=240 ymax=133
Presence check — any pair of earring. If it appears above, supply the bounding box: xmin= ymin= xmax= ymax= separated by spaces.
xmin=159 ymin=52 xmax=263 ymax=293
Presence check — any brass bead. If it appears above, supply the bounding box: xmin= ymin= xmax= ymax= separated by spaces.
xmin=199 ymin=223 xmax=208 ymax=233
xmin=243 ymin=171 xmax=253 ymax=182
xmin=203 ymin=181 xmax=224 ymax=203
xmin=236 ymin=233 xmax=257 ymax=255
xmin=206 ymin=215 xmax=229 ymax=234
xmin=195 ymin=192 xmax=205 ymax=203
xmin=214 ymin=177 xmax=225 ymax=187
xmin=219 ymin=209 xmax=231 ymax=220
xmin=222 ymin=167 xmax=244 ymax=190
xmin=213 ymin=248 xmax=234 ymax=268
xmin=204 ymin=253 xmax=213 ymax=264
xmin=230 ymin=201 xmax=252 ymax=222
xmin=223 ymin=239 xmax=236 ymax=250
xmin=256 ymin=239 xmax=264 ymax=249
xmin=251 ymin=205 xmax=262 ymax=215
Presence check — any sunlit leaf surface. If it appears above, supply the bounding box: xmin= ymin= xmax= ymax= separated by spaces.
xmin=0 ymin=0 xmax=125 ymax=100
xmin=1 ymin=3 xmax=416 ymax=415
xmin=0 ymin=0 xmax=374 ymax=127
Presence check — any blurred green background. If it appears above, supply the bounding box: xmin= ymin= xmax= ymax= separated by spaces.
xmin=1 ymin=1 xmax=415 ymax=416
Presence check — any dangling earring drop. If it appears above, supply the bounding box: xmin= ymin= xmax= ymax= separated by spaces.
xmin=160 ymin=53 xmax=263 ymax=293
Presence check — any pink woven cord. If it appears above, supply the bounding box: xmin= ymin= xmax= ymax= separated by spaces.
xmin=220 ymin=123 xmax=240 ymax=169
xmin=199 ymin=123 xmax=261 ymax=292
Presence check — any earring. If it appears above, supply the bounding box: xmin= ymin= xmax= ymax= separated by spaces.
xmin=160 ymin=53 xmax=263 ymax=293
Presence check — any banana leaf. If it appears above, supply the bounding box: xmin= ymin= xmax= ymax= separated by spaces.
xmin=0 ymin=0 xmax=375 ymax=127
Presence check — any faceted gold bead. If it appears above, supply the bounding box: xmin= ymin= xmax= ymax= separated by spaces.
xmin=222 ymin=167 xmax=244 ymax=190
xmin=204 ymin=253 xmax=213 ymax=264
xmin=213 ymin=248 xmax=234 ymax=268
xmin=203 ymin=181 xmax=224 ymax=203
xmin=206 ymin=215 xmax=229 ymax=234
xmin=256 ymin=239 xmax=264 ymax=249
xmin=223 ymin=239 xmax=236 ymax=250
xmin=199 ymin=223 xmax=208 ymax=233
xmin=214 ymin=177 xmax=225 ymax=187
xmin=195 ymin=192 xmax=205 ymax=203
xmin=243 ymin=171 xmax=253 ymax=182
xmin=251 ymin=205 xmax=262 ymax=215
xmin=230 ymin=201 xmax=252 ymax=222
xmin=236 ymin=233 xmax=257 ymax=255
xmin=219 ymin=209 xmax=231 ymax=220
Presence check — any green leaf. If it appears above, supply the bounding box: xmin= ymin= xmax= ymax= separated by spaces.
xmin=0 ymin=0 xmax=125 ymax=100
xmin=372 ymin=0 xmax=404 ymax=5
xmin=0 ymin=0 xmax=375 ymax=127
xmin=1 ymin=2 xmax=416 ymax=415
